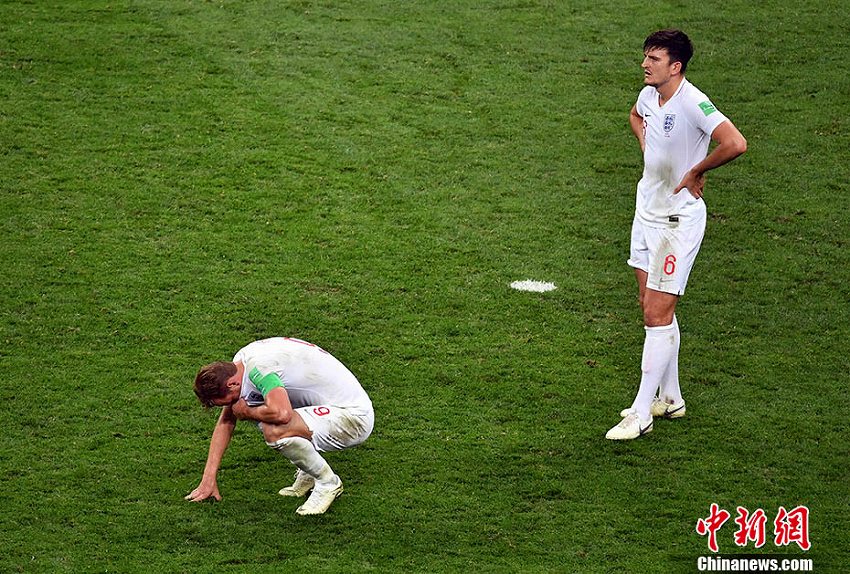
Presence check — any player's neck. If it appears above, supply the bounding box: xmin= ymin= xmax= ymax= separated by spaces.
xmin=656 ymin=75 xmax=685 ymax=107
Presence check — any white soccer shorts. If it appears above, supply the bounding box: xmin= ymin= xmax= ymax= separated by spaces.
xmin=627 ymin=214 xmax=706 ymax=296
xmin=297 ymin=405 xmax=374 ymax=453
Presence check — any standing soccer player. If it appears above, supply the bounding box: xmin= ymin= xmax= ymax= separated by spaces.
xmin=606 ymin=30 xmax=747 ymax=440
xmin=186 ymin=337 xmax=374 ymax=514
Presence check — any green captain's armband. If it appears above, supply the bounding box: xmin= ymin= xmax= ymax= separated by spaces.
xmin=249 ymin=367 xmax=284 ymax=397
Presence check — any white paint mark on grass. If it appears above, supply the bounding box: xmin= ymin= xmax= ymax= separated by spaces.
xmin=509 ymin=279 xmax=557 ymax=293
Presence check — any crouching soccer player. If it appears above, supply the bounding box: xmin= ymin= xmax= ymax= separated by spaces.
xmin=185 ymin=337 xmax=374 ymax=515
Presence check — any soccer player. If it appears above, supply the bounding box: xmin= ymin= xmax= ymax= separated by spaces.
xmin=606 ymin=30 xmax=747 ymax=440
xmin=185 ymin=337 xmax=374 ymax=514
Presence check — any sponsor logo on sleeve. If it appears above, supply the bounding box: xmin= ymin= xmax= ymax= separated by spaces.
xmin=698 ymin=101 xmax=717 ymax=116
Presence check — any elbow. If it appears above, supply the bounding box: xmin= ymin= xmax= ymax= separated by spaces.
xmin=273 ymin=410 xmax=293 ymax=426
xmin=735 ymin=135 xmax=747 ymax=156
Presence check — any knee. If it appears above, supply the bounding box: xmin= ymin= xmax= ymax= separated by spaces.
xmin=641 ymin=292 xmax=678 ymax=327
xmin=262 ymin=423 xmax=296 ymax=444
xmin=643 ymin=308 xmax=674 ymax=328
xmin=262 ymin=423 xmax=310 ymax=445
xmin=261 ymin=424 xmax=280 ymax=444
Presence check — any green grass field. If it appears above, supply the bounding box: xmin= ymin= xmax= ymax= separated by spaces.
xmin=2 ymin=1 xmax=848 ymax=572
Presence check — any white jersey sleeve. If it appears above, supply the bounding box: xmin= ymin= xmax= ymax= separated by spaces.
xmin=232 ymin=346 xmax=267 ymax=406
xmin=679 ymin=84 xmax=728 ymax=145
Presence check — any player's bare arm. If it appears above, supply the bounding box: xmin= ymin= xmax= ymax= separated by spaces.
xmin=185 ymin=406 xmax=237 ymax=502
xmin=629 ymin=104 xmax=646 ymax=152
xmin=231 ymin=387 xmax=313 ymax=442
xmin=674 ymin=120 xmax=747 ymax=198
xmin=231 ymin=386 xmax=295 ymax=425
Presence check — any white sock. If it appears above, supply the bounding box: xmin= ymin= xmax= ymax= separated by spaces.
xmin=658 ymin=315 xmax=683 ymax=404
xmin=267 ymin=436 xmax=336 ymax=486
xmin=631 ymin=322 xmax=677 ymax=419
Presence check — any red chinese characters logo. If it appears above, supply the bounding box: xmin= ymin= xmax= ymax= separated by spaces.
xmin=696 ymin=505 xmax=811 ymax=552
xmin=696 ymin=503 xmax=731 ymax=552
xmin=774 ymin=506 xmax=811 ymax=551
xmin=733 ymin=506 xmax=767 ymax=548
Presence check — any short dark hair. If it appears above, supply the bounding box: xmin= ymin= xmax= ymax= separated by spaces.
xmin=193 ymin=361 xmax=237 ymax=407
xmin=644 ymin=29 xmax=693 ymax=73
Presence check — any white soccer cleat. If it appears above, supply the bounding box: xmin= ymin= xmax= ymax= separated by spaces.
xmin=650 ymin=398 xmax=686 ymax=419
xmin=279 ymin=470 xmax=315 ymax=498
xmin=295 ymin=476 xmax=343 ymax=515
xmin=607 ymin=410 xmax=653 ymax=440
xmin=620 ymin=399 xmax=686 ymax=419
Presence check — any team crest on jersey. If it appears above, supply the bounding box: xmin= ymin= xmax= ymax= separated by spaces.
xmin=664 ymin=114 xmax=676 ymax=134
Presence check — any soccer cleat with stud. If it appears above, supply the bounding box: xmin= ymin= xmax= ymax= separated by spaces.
xmin=295 ymin=476 xmax=343 ymax=515
xmin=650 ymin=398 xmax=686 ymax=419
xmin=279 ymin=470 xmax=315 ymax=498
xmin=606 ymin=410 xmax=653 ymax=440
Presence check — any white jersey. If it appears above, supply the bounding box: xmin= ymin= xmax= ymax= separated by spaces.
xmin=233 ymin=337 xmax=372 ymax=412
xmin=635 ymin=78 xmax=728 ymax=227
